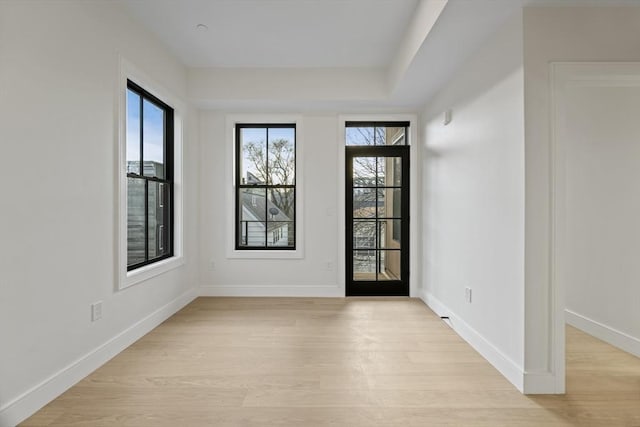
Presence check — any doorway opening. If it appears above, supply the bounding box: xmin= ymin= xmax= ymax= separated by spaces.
xmin=345 ymin=122 xmax=410 ymax=297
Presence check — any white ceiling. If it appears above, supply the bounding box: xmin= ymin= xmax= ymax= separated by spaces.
xmin=120 ymin=0 xmax=640 ymax=111
xmin=122 ymin=0 xmax=420 ymax=68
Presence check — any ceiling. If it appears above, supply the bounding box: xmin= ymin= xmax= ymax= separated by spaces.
xmin=123 ymin=0 xmax=420 ymax=68
xmin=120 ymin=0 xmax=640 ymax=111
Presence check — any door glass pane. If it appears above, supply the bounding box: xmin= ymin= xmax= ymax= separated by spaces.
xmin=268 ymin=127 xmax=295 ymax=185
xmin=127 ymin=178 xmax=145 ymax=266
xmin=391 ymin=219 xmax=401 ymax=244
xmin=240 ymin=127 xmax=267 ymax=185
xmin=353 ymin=221 xmax=376 ymax=249
xmin=376 ymin=189 xmax=386 ymax=218
xmin=376 ymin=157 xmax=386 ymax=185
xmin=142 ymin=99 xmax=165 ymax=178
xmin=353 ymin=157 xmax=376 ymax=186
xmin=353 ymin=250 xmax=376 ymax=281
xmin=378 ymin=250 xmax=402 ymax=281
xmin=353 ymin=188 xmax=377 ymax=218
xmin=392 ymin=157 xmax=402 ymax=186
xmin=377 ymin=221 xmax=387 ymax=249
xmin=126 ymin=89 xmax=141 ymax=174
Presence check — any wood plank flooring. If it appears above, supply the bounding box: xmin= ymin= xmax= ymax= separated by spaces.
xmin=21 ymin=298 xmax=640 ymax=426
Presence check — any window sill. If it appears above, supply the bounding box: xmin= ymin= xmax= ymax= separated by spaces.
xmin=120 ymin=255 xmax=185 ymax=290
xmin=226 ymin=249 xmax=304 ymax=260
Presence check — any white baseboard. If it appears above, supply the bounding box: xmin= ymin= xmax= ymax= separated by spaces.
xmin=199 ymin=284 xmax=342 ymax=297
xmin=0 ymin=288 xmax=198 ymax=427
xmin=419 ymin=289 xmax=525 ymax=393
xmin=523 ymin=370 xmax=561 ymax=394
xmin=566 ymin=309 xmax=640 ymax=358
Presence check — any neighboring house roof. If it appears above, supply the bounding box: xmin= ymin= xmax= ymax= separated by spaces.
xmin=241 ymin=191 xmax=291 ymax=231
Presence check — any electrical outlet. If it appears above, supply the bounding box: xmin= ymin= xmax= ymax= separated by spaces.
xmin=326 ymin=261 xmax=334 ymax=271
xmin=209 ymin=260 xmax=216 ymax=271
xmin=464 ymin=287 xmax=472 ymax=304
xmin=91 ymin=301 xmax=103 ymax=321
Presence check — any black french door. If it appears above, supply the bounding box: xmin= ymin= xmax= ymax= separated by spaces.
xmin=346 ymin=145 xmax=409 ymax=296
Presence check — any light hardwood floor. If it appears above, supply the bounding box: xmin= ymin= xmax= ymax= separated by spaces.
xmin=22 ymin=298 xmax=640 ymax=426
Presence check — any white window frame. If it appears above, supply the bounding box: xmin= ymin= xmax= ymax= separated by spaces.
xmin=117 ymin=57 xmax=185 ymax=290
xmin=225 ymin=114 xmax=304 ymax=259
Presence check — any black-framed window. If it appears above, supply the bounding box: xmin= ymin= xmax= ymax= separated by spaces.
xmin=126 ymin=80 xmax=174 ymax=270
xmin=345 ymin=121 xmax=409 ymax=146
xmin=235 ymin=124 xmax=296 ymax=250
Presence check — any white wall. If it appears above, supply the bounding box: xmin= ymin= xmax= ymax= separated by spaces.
xmin=199 ymin=112 xmax=341 ymax=296
xmin=556 ymin=64 xmax=640 ymax=357
xmin=523 ymin=6 xmax=640 ymax=392
xmin=0 ymin=2 xmax=198 ymax=424
xmin=420 ymin=13 xmax=525 ymax=390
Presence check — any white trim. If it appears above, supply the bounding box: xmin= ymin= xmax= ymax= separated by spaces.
xmin=337 ymin=114 xmax=419 ymax=297
xmin=0 ymin=289 xmax=197 ymax=427
xmin=548 ymin=62 xmax=567 ymax=394
xmin=549 ymin=61 xmax=640 ymax=395
xmin=199 ymin=285 xmax=341 ymax=297
xmin=566 ymin=309 xmax=640 ymax=358
xmin=522 ymin=371 xmax=557 ymax=395
xmin=420 ymin=290 xmax=525 ymax=393
xmin=116 ymin=56 xmax=186 ymax=290
xmin=224 ymin=114 xmax=305 ymax=260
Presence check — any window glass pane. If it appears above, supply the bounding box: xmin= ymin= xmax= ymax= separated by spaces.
xmin=267 ymin=222 xmax=294 ymax=247
xmin=346 ymin=127 xmax=375 ymax=145
xmin=374 ymin=127 xmax=386 ymax=145
xmin=239 ymin=188 xmax=266 ymax=247
xmin=353 ymin=157 xmax=376 ymax=186
xmin=240 ymin=187 xmax=266 ymax=221
xmin=346 ymin=125 xmax=407 ymax=146
xmin=159 ymin=182 xmax=170 ymax=256
xmin=147 ymin=183 xmax=158 ymax=259
xmin=240 ymin=127 xmax=267 ymax=185
xmin=267 ymin=127 xmax=295 ymax=185
xmin=148 ymin=182 xmax=169 ymax=259
xmin=126 ymin=89 xmax=141 ymax=174
xmin=127 ymin=178 xmax=145 ymax=266
xmin=387 ymin=127 xmax=406 ymax=145
xmin=142 ymin=99 xmax=165 ymax=178
xmin=268 ymin=188 xmax=295 ymax=222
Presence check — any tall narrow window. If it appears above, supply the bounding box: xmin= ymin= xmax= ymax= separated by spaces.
xmin=236 ymin=124 xmax=296 ymax=250
xmin=126 ymin=80 xmax=174 ymax=270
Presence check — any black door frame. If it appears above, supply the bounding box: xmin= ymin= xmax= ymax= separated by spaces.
xmin=345 ymin=145 xmax=410 ymax=297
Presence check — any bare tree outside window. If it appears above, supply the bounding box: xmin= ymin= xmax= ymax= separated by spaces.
xmin=236 ymin=124 xmax=296 ymax=249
